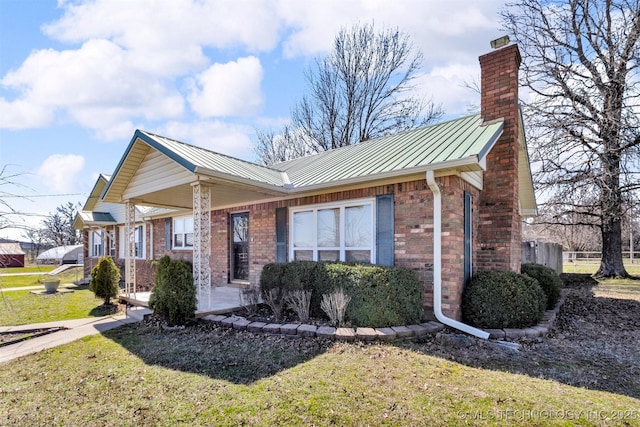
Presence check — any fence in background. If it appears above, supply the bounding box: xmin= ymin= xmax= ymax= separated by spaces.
xmin=564 ymin=251 xmax=639 ymax=263
xmin=522 ymin=241 xmax=563 ymax=274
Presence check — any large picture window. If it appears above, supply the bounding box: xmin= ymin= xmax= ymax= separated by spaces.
xmin=290 ymin=199 xmax=374 ymax=263
xmin=173 ymin=216 xmax=194 ymax=249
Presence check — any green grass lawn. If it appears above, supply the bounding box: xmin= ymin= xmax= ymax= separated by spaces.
xmin=0 ymin=265 xmax=56 ymax=275
xmin=562 ymin=261 xmax=640 ymax=301
xmin=0 ymin=266 xmax=84 ymax=289
xmin=563 ymin=261 xmax=640 ymax=276
xmin=0 ymin=330 xmax=637 ymax=426
xmin=0 ymin=285 xmax=117 ymax=326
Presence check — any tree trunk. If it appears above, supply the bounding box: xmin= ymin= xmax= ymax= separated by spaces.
xmin=595 ymin=150 xmax=629 ymax=278
xmin=596 ymin=214 xmax=628 ymax=278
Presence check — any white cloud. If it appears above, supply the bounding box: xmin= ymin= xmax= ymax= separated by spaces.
xmin=36 ymin=154 xmax=86 ymax=193
xmin=188 ymin=57 xmax=264 ymax=117
xmin=0 ymin=0 xmax=506 ymax=140
xmin=44 ymin=0 xmax=281 ymax=60
xmin=158 ymin=120 xmax=255 ymax=160
xmin=277 ymin=0 xmax=504 ymax=60
xmin=0 ymin=98 xmax=53 ymax=129
xmin=416 ymin=63 xmax=482 ymax=117
xmin=1 ymin=39 xmax=185 ymax=138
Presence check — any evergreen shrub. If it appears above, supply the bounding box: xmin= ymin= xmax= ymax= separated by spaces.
xmin=149 ymin=255 xmax=196 ymax=326
xmin=521 ymin=263 xmax=562 ymax=309
xmin=90 ymin=257 xmax=121 ymax=305
xmin=462 ymin=270 xmax=546 ymax=329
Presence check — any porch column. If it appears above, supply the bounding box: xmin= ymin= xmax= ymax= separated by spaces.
xmin=124 ymin=200 xmax=136 ymax=295
xmin=192 ymin=183 xmax=212 ymax=304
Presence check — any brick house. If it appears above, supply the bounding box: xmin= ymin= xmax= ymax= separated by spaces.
xmin=75 ymin=42 xmax=535 ymax=333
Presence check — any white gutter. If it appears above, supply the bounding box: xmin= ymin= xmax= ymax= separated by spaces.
xmin=426 ymin=170 xmax=490 ymax=339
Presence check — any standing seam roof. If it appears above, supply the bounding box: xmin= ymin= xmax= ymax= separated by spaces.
xmin=277 ymin=114 xmax=503 ymax=187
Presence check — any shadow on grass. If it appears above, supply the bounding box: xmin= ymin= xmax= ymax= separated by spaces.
xmin=101 ymin=273 xmax=639 ymax=395
xmin=401 ymin=274 xmax=640 ymax=400
xmin=102 ymin=319 xmax=333 ymax=384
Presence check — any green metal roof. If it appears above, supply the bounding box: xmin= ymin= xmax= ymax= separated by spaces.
xmin=276 ymin=114 xmax=502 ymax=188
xmin=77 ymin=211 xmax=116 ymax=224
xmin=104 ymin=114 xmax=503 ymax=201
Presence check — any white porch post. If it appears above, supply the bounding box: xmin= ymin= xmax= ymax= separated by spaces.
xmin=124 ymin=200 xmax=136 ymax=295
xmin=192 ymin=183 xmax=212 ymax=306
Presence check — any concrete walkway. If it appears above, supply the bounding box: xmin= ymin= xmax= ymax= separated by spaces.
xmin=0 ymin=306 xmax=152 ymax=364
xmin=1 ymin=283 xmax=79 ymax=292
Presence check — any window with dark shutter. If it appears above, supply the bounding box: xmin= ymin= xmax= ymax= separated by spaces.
xmin=464 ymin=191 xmax=472 ymax=286
xmin=276 ymin=207 xmax=287 ymax=262
xmin=376 ymin=194 xmax=394 ymax=266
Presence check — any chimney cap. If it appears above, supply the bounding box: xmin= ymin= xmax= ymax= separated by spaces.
xmin=490 ymin=36 xmax=510 ymax=49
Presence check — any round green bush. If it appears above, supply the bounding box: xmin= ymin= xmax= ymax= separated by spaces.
xmin=521 ymin=263 xmax=562 ymax=309
xmin=149 ymin=256 xmax=196 ymax=326
xmin=462 ymin=270 xmax=546 ymax=329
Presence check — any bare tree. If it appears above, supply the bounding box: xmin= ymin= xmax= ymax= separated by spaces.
xmin=254 ymin=126 xmax=314 ymax=165
xmin=255 ymin=22 xmax=443 ymax=165
xmin=503 ymin=0 xmax=640 ymax=277
xmin=41 ymin=202 xmax=82 ymax=246
xmin=0 ymin=165 xmax=29 ymax=232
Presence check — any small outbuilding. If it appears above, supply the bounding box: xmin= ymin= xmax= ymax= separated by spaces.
xmin=0 ymin=243 xmax=26 ymax=268
xmin=36 ymin=245 xmax=83 ymax=265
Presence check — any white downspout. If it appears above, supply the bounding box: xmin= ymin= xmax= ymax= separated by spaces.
xmin=426 ymin=170 xmax=490 ymax=339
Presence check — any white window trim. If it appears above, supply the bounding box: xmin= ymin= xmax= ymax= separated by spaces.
xmin=90 ymin=230 xmax=104 ymax=258
xmin=119 ymin=224 xmax=145 ymax=259
xmin=172 ymin=215 xmax=194 ymax=250
xmin=289 ymin=198 xmax=376 ymax=263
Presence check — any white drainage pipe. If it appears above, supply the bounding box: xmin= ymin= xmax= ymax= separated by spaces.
xmin=426 ymin=170 xmax=490 ymax=339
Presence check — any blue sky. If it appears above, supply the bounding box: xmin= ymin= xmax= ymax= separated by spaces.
xmin=0 ymin=0 xmax=506 ymax=240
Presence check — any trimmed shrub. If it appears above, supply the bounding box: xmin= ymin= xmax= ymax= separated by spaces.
xmin=521 ymin=263 xmax=562 ymax=309
xmin=324 ymin=263 xmax=423 ymax=328
xmin=149 ymin=256 xmax=196 ymax=326
xmin=90 ymin=257 xmax=121 ymax=305
xmin=259 ymin=261 xmax=422 ymax=327
xmin=462 ymin=270 xmax=546 ymax=329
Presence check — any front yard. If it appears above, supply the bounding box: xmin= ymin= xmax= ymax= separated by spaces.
xmin=0 ymin=274 xmax=639 ymax=426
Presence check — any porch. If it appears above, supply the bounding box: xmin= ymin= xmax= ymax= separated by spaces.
xmin=119 ymin=285 xmax=247 ymax=318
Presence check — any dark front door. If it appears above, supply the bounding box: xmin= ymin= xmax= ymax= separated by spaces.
xmin=231 ymin=213 xmax=249 ymax=281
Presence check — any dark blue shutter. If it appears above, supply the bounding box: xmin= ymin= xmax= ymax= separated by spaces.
xmin=165 ymin=218 xmax=171 ymax=250
xmin=276 ymin=207 xmax=287 ymax=262
xmin=376 ymin=194 xmax=394 ymax=266
xmin=464 ymin=192 xmax=472 ymax=286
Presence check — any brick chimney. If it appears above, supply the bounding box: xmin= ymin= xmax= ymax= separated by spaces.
xmin=476 ymin=40 xmax=523 ymax=272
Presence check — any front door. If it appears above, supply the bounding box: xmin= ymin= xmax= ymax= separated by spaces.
xmin=231 ymin=213 xmax=249 ymax=281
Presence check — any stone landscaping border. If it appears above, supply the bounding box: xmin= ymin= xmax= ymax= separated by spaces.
xmin=484 ymin=289 xmax=568 ymax=340
xmin=202 ymin=289 xmax=568 ymax=343
xmin=202 ymin=313 xmax=446 ymax=341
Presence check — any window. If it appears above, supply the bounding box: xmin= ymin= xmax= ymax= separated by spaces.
xmin=134 ymin=225 xmax=144 ymax=258
xmin=290 ymin=199 xmax=374 ymax=263
xmin=108 ymin=231 xmax=116 ymax=257
xmin=91 ymin=231 xmax=103 ymax=258
xmin=173 ymin=216 xmax=194 ymax=249
xmin=119 ymin=224 xmax=145 ymax=259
